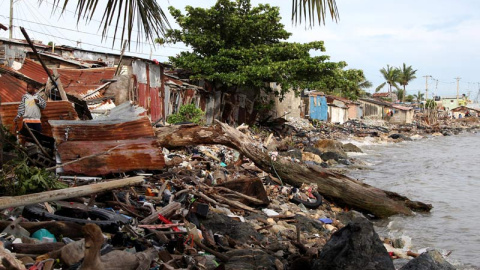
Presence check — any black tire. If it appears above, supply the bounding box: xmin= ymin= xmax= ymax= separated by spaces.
xmin=23 ymin=204 xmax=129 ymax=233
xmin=290 ymin=192 xmax=323 ymax=209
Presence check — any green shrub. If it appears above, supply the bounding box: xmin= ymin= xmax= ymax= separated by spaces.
xmin=167 ymin=104 xmax=205 ymax=125
xmin=1 ymin=158 xmax=67 ymax=196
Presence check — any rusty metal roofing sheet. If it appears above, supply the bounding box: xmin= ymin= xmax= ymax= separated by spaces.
xmin=56 ymin=67 xmax=116 ymax=96
xmin=0 ymin=73 xmax=26 ymax=103
xmin=49 ymin=116 xmax=154 ymax=144
xmin=0 ymin=101 xmax=79 ymax=136
xmin=19 ymin=58 xmax=50 ymax=84
xmin=57 ymin=138 xmax=165 ymax=176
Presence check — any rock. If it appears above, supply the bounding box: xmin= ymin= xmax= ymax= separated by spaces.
xmin=342 ymin=143 xmax=363 ymax=153
xmin=388 ymin=134 xmax=412 ymax=141
xmin=432 ymin=132 xmax=443 ymax=137
xmin=314 ymin=139 xmax=347 ymax=159
xmin=410 ymin=134 xmax=423 ymax=140
xmin=400 ymin=250 xmax=455 ymax=270
xmin=270 ymin=225 xmax=288 ymax=234
xmin=224 ymin=249 xmax=276 ymax=270
xmin=302 ymin=152 xmax=323 ymax=163
xmin=312 ymin=216 xmax=395 ymax=270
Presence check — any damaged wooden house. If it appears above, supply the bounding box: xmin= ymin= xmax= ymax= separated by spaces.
xmin=0 ymin=37 xmax=182 ymax=176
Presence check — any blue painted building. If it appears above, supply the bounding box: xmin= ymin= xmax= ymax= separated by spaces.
xmin=309 ymin=92 xmax=328 ymax=121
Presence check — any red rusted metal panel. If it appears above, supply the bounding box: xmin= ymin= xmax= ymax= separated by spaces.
xmin=0 ymin=101 xmax=78 ymax=136
xmin=19 ymin=58 xmax=50 ymax=83
xmin=0 ymin=74 xmax=26 ymax=102
xmin=49 ymin=117 xmax=154 ymax=144
xmin=56 ymin=68 xmax=115 ymax=96
xmin=57 ymin=138 xmax=165 ymax=176
xmin=137 ymin=83 xmax=149 ymax=114
xmin=149 ymin=86 xmax=162 ymax=123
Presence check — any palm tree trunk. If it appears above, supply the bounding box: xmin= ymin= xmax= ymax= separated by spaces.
xmin=403 ymin=85 xmax=406 ymax=103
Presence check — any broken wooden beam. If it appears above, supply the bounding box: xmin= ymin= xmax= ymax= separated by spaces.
xmin=0 ymin=176 xmax=145 ymax=209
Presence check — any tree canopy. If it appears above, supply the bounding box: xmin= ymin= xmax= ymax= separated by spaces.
xmin=166 ymin=0 xmax=358 ymax=98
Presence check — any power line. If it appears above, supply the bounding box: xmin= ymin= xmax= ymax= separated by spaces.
xmin=0 ymin=14 xmax=189 ymax=51
xmin=15 ymin=26 xmax=172 ymax=59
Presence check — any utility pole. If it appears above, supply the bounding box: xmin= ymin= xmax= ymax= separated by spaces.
xmin=423 ymin=75 xmax=432 ymax=101
xmin=9 ymin=0 xmax=13 ymax=39
xmin=455 ymin=77 xmax=461 ymax=101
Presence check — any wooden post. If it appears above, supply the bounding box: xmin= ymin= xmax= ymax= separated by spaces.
xmin=0 ymin=176 xmax=145 ymax=209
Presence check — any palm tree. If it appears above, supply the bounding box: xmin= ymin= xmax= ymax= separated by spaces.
xmin=376 ymin=65 xmax=400 ymax=93
xmin=355 ymin=78 xmax=372 ymax=98
xmin=398 ymin=63 xmax=417 ymax=103
xmin=42 ymin=0 xmax=339 ymax=47
xmin=413 ymin=90 xmax=424 ymax=103
xmin=395 ymin=88 xmax=405 ymax=102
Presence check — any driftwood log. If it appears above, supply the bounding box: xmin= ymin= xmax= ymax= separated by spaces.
xmin=156 ymin=122 xmax=432 ymax=218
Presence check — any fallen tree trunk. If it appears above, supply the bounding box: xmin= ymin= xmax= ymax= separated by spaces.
xmin=0 ymin=176 xmax=144 ymax=209
xmin=155 ymin=123 xmax=432 ymax=218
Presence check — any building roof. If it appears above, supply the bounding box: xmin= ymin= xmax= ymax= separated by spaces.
xmin=372 ymin=92 xmax=391 ymax=97
xmin=56 ymin=67 xmax=116 ymax=97
xmin=359 ymin=98 xmax=391 ymax=107
xmin=0 ymin=37 xmax=49 ymax=49
xmin=359 ymin=98 xmax=412 ymax=111
xmin=38 ymin=52 xmax=94 ymax=68
xmin=326 ymin=95 xmax=359 ymax=105
xmin=15 ymin=58 xmax=115 ymax=97
xmin=0 ymin=73 xmax=26 ymax=102
xmin=19 ymin=58 xmax=50 ymax=83
xmin=391 ymin=104 xmax=413 ymax=111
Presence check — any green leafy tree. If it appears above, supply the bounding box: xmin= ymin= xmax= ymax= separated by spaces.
xmin=166 ymin=0 xmax=353 ymax=99
xmin=43 ymin=0 xmax=339 ymax=47
xmin=336 ymin=69 xmax=372 ymax=100
xmin=376 ymin=65 xmax=400 ymax=93
xmin=398 ymin=63 xmax=417 ymax=102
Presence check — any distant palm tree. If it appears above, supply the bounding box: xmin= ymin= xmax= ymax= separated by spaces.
xmin=413 ymin=90 xmax=425 ymax=103
xmin=395 ymin=89 xmax=405 ymax=102
xmin=376 ymin=65 xmax=400 ymax=93
xmin=398 ymin=63 xmax=417 ymax=103
xmin=44 ymin=0 xmax=340 ymax=47
xmin=356 ymin=79 xmax=372 ymax=98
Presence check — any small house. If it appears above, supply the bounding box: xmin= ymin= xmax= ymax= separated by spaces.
xmin=451 ymin=106 xmax=480 ymax=118
xmin=389 ymin=104 xmax=414 ymax=124
xmin=326 ymin=95 xmax=362 ymax=120
xmin=308 ymin=91 xmax=327 ymax=121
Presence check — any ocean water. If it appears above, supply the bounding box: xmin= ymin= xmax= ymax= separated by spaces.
xmin=347 ymin=131 xmax=480 ymax=268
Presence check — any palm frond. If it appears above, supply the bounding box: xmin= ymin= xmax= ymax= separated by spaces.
xmin=292 ymin=0 xmax=339 ymax=27
xmin=41 ymin=0 xmax=171 ymax=48
xmin=375 ymin=82 xmax=386 ymax=92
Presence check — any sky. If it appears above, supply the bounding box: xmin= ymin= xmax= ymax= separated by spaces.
xmin=1 ymin=0 xmax=479 ymax=99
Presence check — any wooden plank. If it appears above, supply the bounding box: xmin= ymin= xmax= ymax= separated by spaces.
xmin=0 ymin=176 xmax=145 ymax=209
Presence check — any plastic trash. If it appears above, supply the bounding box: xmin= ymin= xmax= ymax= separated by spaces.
xmin=262 ymin=208 xmax=280 ymax=217
xmin=319 ymin=218 xmax=333 ymax=224
xmin=32 ymin=229 xmax=57 ymax=243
